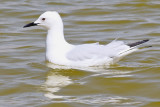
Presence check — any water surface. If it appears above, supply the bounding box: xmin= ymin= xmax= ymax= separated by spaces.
xmin=0 ymin=0 xmax=160 ymax=107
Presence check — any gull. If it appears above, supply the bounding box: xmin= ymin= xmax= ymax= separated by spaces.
xmin=24 ymin=11 xmax=150 ymax=67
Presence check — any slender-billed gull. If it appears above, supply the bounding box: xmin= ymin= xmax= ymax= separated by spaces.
xmin=24 ymin=11 xmax=150 ymax=67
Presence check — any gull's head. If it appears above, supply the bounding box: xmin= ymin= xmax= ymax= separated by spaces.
xmin=23 ymin=11 xmax=62 ymax=29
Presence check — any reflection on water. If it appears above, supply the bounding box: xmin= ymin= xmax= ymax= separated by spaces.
xmin=1 ymin=0 xmax=160 ymax=106
xmin=46 ymin=62 xmax=136 ymax=76
xmin=42 ymin=70 xmax=73 ymax=99
xmin=66 ymin=95 xmax=141 ymax=106
xmin=44 ymin=63 xmax=135 ymax=99
xmin=46 ymin=62 xmax=112 ymax=72
xmin=42 ymin=68 xmax=142 ymax=106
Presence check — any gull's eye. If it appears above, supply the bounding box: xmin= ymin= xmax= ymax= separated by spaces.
xmin=42 ymin=18 xmax=45 ymax=21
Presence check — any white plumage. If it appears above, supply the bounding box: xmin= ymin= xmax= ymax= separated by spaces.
xmin=24 ymin=11 xmax=149 ymax=68
xmin=66 ymin=41 xmax=135 ymax=66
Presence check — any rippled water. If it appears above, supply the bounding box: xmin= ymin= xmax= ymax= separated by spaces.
xmin=0 ymin=0 xmax=160 ymax=107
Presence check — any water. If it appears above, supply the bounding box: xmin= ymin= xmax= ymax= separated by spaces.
xmin=0 ymin=0 xmax=160 ymax=107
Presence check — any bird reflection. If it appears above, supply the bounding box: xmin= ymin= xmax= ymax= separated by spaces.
xmin=42 ymin=69 xmax=73 ymax=99
xmin=43 ymin=62 xmax=132 ymax=99
xmin=46 ymin=61 xmax=111 ymax=72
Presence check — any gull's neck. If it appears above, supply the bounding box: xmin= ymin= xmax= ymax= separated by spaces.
xmin=46 ymin=18 xmax=72 ymax=63
xmin=47 ymin=27 xmax=68 ymax=47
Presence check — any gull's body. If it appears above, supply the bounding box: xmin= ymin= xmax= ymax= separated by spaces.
xmin=24 ymin=11 xmax=150 ymax=67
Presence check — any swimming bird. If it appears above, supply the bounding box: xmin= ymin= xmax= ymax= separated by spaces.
xmin=24 ymin=11 xmax=150 ymax=67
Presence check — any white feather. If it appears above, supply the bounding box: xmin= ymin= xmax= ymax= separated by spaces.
xmin=24 ymin=11 xmax=148 ymax=68
xmin=66 ymin=40 xmax=135 ymax=66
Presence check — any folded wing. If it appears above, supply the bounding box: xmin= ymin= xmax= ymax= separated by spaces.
xmin=66 ymin=40 xmax=131 ymax=63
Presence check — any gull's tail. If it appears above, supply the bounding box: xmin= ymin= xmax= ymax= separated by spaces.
xmin=120 ymin=39 xmax=151 ymax=55
xmin=112 ymin=39 xmax=151 ymax=64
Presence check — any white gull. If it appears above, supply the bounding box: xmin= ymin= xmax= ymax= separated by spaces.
xmin=24 ymin=11 xmax=150 ymax=67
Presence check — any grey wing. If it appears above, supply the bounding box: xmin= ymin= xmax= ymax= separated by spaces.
xmin=66 ymin=44 xmax=105 ymax=61
xmin=66 ymin=41 xmax=132 ymax=62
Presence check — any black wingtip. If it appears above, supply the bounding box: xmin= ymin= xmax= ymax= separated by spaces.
xmin=128 ymin=39 xmax=150 ymax=47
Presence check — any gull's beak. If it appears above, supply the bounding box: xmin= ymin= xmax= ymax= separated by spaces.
xmin=23 ymin=22 xmax=38 ymax=28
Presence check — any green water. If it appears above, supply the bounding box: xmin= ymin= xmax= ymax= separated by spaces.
xmin=0 ymin=0 xmax=160 ymax=107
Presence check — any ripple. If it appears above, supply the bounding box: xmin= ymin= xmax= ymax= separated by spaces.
xmin=0 ymin=0 xmax=159 ymax=107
